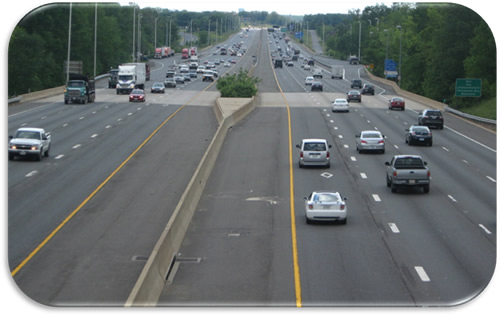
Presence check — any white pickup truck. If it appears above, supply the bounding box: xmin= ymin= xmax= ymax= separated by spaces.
xmin=8 ymin=127 xmax=51 ymax=161
xmin=385 ymin=155 xmax=430 ymax=193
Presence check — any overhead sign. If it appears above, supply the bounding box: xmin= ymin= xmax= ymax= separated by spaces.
xmin=455 ymin=79 xmax=482 ymax=97
xmin=295 ymin=32 xmax=303 ymax=39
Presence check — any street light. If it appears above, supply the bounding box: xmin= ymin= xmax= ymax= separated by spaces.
xmin=397 ymin=25 xmax=402 ymax=86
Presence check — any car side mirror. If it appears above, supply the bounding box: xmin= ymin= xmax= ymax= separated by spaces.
xmin=9 ymin=135 xmax=13 ymax=140
xmin=303 ymin=197 xmax=307 ymax=200
xmin=385 ymin=162 xmax=390 ymax=166
xmin=405 ymin=129 xmax=409 ymax=131
xmin=355 ymin=134 xmax=360 ymax=138
xmin=424 ymin=161 xmax=428 ymax=166
xmin=328 ymin=145 xmax=332 ymax=148
xmin=343 ymin=197 xmax=348 ymax=201
xmin=296 ymin=144 xmax=300 ymax=149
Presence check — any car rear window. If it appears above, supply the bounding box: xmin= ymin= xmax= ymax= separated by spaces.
xmin=394 ymin=157 xmax=425 ymax=169
xmin=363 ymin=133 xmax=381 ymax=138
xmin=304 ymin=142 xmax=327 ymax=151
xmin=313 ymin=194 xmax=339 ymax=203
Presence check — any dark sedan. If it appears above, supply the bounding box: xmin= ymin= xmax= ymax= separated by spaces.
xmin=347 ymin=90 xmax=362 ymax=102
xmin=151 ymin=82 xmax=165 ymax=94
xmin=405 ymin=125 xmax=433 ymax=146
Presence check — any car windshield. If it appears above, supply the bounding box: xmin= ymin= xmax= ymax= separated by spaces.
xmin=131 ymin=90 xmax=143 ymax=94
xmin=153 ymin=83 xmax=163 ymax=87
xmin=335 ymin=99 xmax=347 ymax=104
xmin=313 ymin=193 xmax=339 ymax=203
xmin=392 ymin=97 xmax=403 ymax=102
xmin=119 ymin=75 xmax=133 ymax=81
xmin=67 ymin=81 xmax=84 ymax=87
xmin=15 ymin=130 xmax=40 ymax=139
xmin=304 ymin=142 xmax=326 ymax=151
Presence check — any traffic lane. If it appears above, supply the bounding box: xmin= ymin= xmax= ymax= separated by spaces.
xmin=8 ymin=100 xmax=186 ymax=270
xmin=7 ymin=91 xmax=166 ymax=184
xmin=289 ymin=106 xmax=415 ymax=305
xmin=320 ymin=101 xmax=496 ymax=303
xmin=337 ymin=97 xmax=496 ymax=232
xmin=159 ymin=107 xmax=296 ymax=306
xmin=13 ymin=104 xmax=219 ymax=305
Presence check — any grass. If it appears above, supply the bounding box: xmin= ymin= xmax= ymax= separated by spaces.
xmin=457 ymin=97 xmax=496 ymax=120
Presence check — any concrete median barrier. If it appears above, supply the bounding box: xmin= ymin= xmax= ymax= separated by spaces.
xmin=125 ymin=97 xmax=255 ymax=306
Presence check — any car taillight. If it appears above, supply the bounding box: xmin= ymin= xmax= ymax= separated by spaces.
xmin=300 ymin=151 xmax=303 ymax=158
xmin=327 ymin=152 xmax=330 ymax=158
xmin=393 ymin=171 xmax=398 ymax=177
xmin=427 ymin=170 xmax=431 ymax=177
xmin=308 ymin=204 xmax=313 ymax=209
xmin=361 ymin=140 xmax=367 ymax=144
xmin=340 ymin=204 xmax=345 ymax=210
xmin=378 ymin=140 xmax=384 ymax=144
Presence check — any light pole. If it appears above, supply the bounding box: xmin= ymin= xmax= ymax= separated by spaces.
xmin=397 ymin=25 xmax=402 ymax=86
xmin=66 ymin=2 xmax=72 ymax=83
xmin=358 ymin=20 xmax=361 ymax=61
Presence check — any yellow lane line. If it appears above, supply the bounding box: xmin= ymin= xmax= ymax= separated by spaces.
xmin=267 ymin=39 xmax=302 ymax=307
xmin=11 ymin=84 xmax=213 ymax=277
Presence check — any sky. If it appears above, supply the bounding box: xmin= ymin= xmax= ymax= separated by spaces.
xmin=132 ymin=0 xmax=392 ymax=15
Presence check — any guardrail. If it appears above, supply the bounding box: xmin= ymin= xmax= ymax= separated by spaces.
xmin=308 ymin=54 xmax=496 ymax=126
xmin=7 ymin=73 xmax=110 ymax=105
xmin=444 ymin=105 xmax=496 ymax=125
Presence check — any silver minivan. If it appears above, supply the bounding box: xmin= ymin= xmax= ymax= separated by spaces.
xmin=296 ymin=139 xmax=332 ymax=168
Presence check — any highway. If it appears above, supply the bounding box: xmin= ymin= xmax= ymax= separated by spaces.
xmin=9 ymin=29 xmax=496 ymax=306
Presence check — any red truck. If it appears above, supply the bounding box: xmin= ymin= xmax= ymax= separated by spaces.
xmin=181 ymin=48 xmax=189 ymax=59
xmin=190 ymin=47 xmax=197 ymax=56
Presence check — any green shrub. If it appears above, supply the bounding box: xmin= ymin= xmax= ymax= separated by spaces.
xmin=216 ymin=69 xmax=260 ymax=98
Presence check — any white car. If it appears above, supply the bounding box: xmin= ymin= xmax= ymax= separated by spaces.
xmin=332 ymin=98 xmax=349 ymax=112
xmin=305 ymin=76 xmax=314 ymax=85
xmin=304 ymin=64 xmax=311 ymax=70
xmin=355 ymin=130 xmax=385 ymax=154
xmin=305 ymin=191 xmax=347 ymax=224
xmin=197 ymin=66 xmax=206 ymax=73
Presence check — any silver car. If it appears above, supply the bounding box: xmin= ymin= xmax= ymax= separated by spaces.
xmin=355 ymin=130 xmax=385 ymax=154
xmin=304 ymin=191 xmax=347 ymax=224
xmin=296 ymin=139 xmax=332 ymax=168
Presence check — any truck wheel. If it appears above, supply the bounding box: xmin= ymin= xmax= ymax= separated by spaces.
xmin=391 ymin=183 xmax=398 ymax=193
xmin=36 ymin=150 xmax=42 ymax=161
xmin=423 ymin=185 xmax=430 ymax=193
xmin=44 ymin=145 xmax=50 ymax=157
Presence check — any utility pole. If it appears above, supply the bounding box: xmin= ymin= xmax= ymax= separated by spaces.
xmin=66 ymin=2 xmax=72 ymax=83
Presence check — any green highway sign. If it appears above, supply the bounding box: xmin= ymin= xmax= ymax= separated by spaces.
xmin=455 ymin=78 xmax=482 ymax=97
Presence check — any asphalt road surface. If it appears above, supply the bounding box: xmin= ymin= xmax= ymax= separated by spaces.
xmin=8 ymin=29 xmax=496 ymax=307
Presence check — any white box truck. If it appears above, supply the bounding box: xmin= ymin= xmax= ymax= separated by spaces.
xmin=331 ymin=65 xmax=343 ymax=79
xmin=116 ymin=63 xmax=147 ymax=94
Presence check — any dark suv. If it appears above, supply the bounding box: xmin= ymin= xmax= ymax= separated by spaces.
xmin=361 ymin=84 xmax=375 ymax=95
xmin=351 ymin=79 xmax=362 ymax=89
xmin=311 ymin=81 xmax=323 ymax=91
xmin=418 ymin=109 xmax=444 ymax=129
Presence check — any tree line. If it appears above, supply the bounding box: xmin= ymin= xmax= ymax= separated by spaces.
xmin=8 ymin=2 xmax=239 ymax=97
xmin=301 ymin=3 xmax=496 ymax=112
